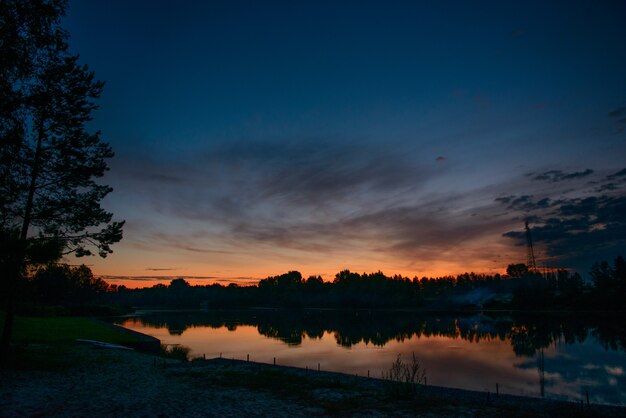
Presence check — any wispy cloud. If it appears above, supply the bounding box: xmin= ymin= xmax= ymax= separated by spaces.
xmin=607 ymin=168 xmax=626 ymax=179
xmin=108 ymin=138 xmax=626 ymax=276
xmin=531 ymin=169 xmax=594 ymax=182
xmin=100 ymin=275 xmax=217 ymax=281
xmin=608 ymin=106 xmax=626 ymax=134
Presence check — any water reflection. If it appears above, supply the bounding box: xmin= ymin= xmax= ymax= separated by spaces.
xmin=119 ymin=310 xmax=626 ymax=357
xmin=115 ymin=310 xmax=626 ymax=405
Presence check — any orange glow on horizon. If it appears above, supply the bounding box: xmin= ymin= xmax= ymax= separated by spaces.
xmin=83 ymin=234 xmax=520 ymax=289
xmin=101 ymin=263 xmax=511 ymax=289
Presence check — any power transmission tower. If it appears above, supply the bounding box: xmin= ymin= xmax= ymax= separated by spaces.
xmin=525 ymin=220 xmax=537 ymax=270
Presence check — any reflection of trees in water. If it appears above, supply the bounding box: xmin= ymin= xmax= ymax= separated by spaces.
xmin=121 ymin=310 xmax=626 ymax=357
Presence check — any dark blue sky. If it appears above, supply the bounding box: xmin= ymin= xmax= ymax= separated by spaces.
xmin=63 ymin=1 xmax=626 ymax=284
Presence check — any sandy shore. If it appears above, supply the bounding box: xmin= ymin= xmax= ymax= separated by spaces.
xmin=1 ymin=344 xmax=623 ymax=417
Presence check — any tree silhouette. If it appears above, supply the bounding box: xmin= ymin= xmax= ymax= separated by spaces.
xmin=32 ymin=263 xmax=109 ymax=307
xmin=0 ymin=0 xmax=124 ymax=363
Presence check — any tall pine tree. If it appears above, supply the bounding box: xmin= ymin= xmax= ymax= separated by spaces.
xmin=0 ymin=0 xmax=124 ymax=363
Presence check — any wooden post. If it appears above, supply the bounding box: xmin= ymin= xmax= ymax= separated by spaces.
xmin=219 ymin=352 xmax=222 ymax=358
xmin=247 ymin=354 xmax=249 ymax=362
xmin=424 ymin=377 xmax=427 ymax=387
xmin=273 ymin=357 xmax=276 ymax=365
xmin=496 ymin=383 xmax=499 ymax=397
xmin=318 ymin=362 xmax=320 ymax=372
xmin=586 ymin=390 xmax=590 ymax=407
xmin=367 ymin=370 xmax=370 ymax=378
xmin=203 ymin=353 xmax=205 ymax=360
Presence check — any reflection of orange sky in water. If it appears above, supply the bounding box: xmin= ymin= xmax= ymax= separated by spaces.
xmin=118 ymin=319 xmax=547 ymax=398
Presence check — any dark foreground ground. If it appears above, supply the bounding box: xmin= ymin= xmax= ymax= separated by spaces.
xmin=1 ymin=344 xmax=624 ymax=417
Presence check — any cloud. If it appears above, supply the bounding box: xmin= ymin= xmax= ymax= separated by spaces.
xmin=121 ymin=138 xmax=434 ymax=234
xmin=532 ymin=169 xmax=594 ymax=182
xmin=111 ymin=137 xmax=625 ymax=275
xmin=607 ymin=168 xmax=626 ymax=179
xmin=435 ymin=156 xmax=447 ymax=162
xmin=500 ymin=192 xmax=626 ymax=269
xmin=608 ymin=107 xmax=626 ymax=118
xmin=146 ymin=267 xmax=177 ymax=271
xmin=205 ymin=139 xmax=427 ymax=202
xmin=608 ymin=107 xmax=626 ymax=133
xmin=495 ymin=195 xmax=552 ymax=212
xmin=100 ymin=275 xmax=217 ymax=281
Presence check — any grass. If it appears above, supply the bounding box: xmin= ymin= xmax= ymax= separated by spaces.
xmin=8 ymin=315 xmax=141 ymax=344
xmin=1 ymin=312 xmax=144 ymax=371
xmin=159 ymin=343 xmax=191 ymax=361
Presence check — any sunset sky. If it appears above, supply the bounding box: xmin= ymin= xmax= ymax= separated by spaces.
xmin=63 ymin=1 xmax=626 ymax=287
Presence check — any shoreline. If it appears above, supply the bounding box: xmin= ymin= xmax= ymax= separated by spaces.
xmin=187 ymin=357 xmax=625 ymax=413
xmin=3 ymin=343 xmax=625 ymax=417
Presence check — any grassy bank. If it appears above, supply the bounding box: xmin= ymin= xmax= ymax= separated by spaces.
xmin=4 ymin=314 xmax=141 ymax=344
xmin=2 ymin=312 xmax=159 ymax=370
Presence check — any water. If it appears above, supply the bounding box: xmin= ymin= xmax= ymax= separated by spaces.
xmin=113 ymin=309 xmax=626 ymax=405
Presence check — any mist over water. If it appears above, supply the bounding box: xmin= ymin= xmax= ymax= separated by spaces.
xmin=115 ymin=310 xmax=626 ymax=406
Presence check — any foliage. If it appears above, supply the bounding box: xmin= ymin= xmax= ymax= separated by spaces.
xmin=160 ymin=343 xmax=191 ymax=362
xmin=30 ymin=263 xmax=109 ymax=307
xmin=384 ymin=352 xmax=426 ymax=398
xmin=102 ymin=256 xmax=626 ymax=312
xmin=506 ymin=263 xmax=529 ymax=278
xmin=1 ymin=0 xmax=123 ymax=361
xmin=0 ymin=0 xmax=124 ymax=261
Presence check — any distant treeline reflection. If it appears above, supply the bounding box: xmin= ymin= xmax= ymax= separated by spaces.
xmin=121 ymin=310 xmax=626 ymax=357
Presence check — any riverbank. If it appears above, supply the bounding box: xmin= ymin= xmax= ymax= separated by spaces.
xmin=1 ymin=343 xmax=623 ymax=417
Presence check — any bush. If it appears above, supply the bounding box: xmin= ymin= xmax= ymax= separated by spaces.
xmin=160 ymin=344 xmax=191 ymax=361
xmin=384 ymin=352 xmax=426 ymax=398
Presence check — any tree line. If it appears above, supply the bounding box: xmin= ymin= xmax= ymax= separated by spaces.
xmin=15 ymin=255 xmax=623 ymax=313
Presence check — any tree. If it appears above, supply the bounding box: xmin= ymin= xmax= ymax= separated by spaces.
xmin=590 ymin=261 xmax=613 ymax=293
xmin=506 ymin=263 xmax=529 ymax=279
xmin=32 ymin=263 xmax=109 ymax=307
xmin=0 ymin=0 xmax=124 ymax=363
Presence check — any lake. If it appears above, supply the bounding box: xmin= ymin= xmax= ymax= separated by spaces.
xmin=113 ymin=309 xmax=626 ymax=406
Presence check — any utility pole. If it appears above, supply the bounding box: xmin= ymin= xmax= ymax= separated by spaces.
xmin=525 ymin=220 xmax=537 ymax=270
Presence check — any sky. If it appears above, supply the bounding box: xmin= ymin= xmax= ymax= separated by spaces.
xmin=62 ymin=0 xmax=626 ymax=287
